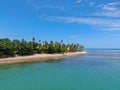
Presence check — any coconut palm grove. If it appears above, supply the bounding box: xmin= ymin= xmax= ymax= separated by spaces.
xmin=0 ymin=38 xmax=84 ymax=58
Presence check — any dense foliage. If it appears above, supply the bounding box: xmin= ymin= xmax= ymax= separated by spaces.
xmin=0 ymin=38 xmax=84 ymax=58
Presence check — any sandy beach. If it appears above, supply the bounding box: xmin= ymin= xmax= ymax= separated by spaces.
xmin=0 ymin=51 xmax=87 ymax=65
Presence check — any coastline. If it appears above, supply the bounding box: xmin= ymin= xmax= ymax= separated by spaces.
xmin=0 ymin=51 xmax=87 ymax=65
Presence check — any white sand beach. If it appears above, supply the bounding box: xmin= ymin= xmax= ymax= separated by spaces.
xmin=0 ymin=51 xmax=87 ymax=65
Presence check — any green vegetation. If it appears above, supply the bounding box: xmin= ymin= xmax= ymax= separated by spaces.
xmin=0 ymin=38 xmax=84 ymax=58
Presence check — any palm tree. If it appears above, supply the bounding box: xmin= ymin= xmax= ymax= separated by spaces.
xmin=0 ymin=38 xmax=84 ymax=58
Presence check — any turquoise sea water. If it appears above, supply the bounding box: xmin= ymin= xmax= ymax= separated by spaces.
xmin=0 ymin=50 xmax=120 ymax=90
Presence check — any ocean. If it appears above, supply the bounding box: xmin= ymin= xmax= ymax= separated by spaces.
xmin=0 ymin=49 xmax=120 ymax=90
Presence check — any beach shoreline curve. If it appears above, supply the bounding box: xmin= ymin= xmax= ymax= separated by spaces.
xmin=0 ymin=51 xmax=87 ymax=65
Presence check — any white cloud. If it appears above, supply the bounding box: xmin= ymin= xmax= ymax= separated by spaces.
xmin=105 ymin=2 xmax=119 ymax=6
xmin=43 ymin=5 xmax=64 ymax=10
xmin=94 ymin=2 xmax=120 ymax=18
xmin=26 ymin=0 xmax=64 ymax=11
xmin=100 ymin=2 xmax=119 ymax=11
xmin=94 ymin=10 xmax=120 ymax=18
xmin=40 ymin=15 xmax=120 ymax=31
xmin=89 ymin=2 xmax=95 ymax=7
xmin=102 ymin=6 xmax=117 ymax=11
xmin=100 ymin=27 xmax=120 ymax=31
xmin=76 ymin=0 xmax=82 ymax=4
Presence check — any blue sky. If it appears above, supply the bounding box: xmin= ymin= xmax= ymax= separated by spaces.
xmin=0 ymin=0 xmax=120 ymax=48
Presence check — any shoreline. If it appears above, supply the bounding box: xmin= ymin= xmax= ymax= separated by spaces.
xmin=0 ymin=51 xmax=87 ymax=65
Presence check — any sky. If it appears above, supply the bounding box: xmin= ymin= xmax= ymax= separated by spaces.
xmin=0 ymin=0 xmax=120 ymax=48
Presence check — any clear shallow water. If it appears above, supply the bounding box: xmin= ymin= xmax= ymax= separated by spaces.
xmin=0 ymin=50 xmax=120 ymax=90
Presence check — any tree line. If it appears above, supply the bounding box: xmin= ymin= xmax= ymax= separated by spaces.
xmin=0 ymin=38 xmax=84 ymax=58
